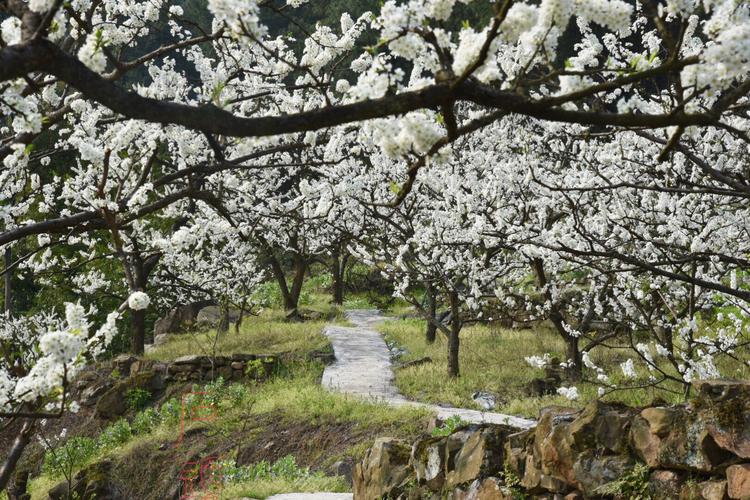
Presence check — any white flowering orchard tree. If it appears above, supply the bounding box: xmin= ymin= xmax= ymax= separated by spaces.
xmin=521 ymin=123 xmax=750 ymax=398
xmin=2 ymin=0 xmax=750 ymax=489
xmin=155 ymin=212 xmax=266 ymax=332
xmin=0 ymin=299 xmax=144 ymax=488
xmin=341 ymin=139 xmax=509 ymax=377
xmin=3 ymin=0 xmax=748 ymax=154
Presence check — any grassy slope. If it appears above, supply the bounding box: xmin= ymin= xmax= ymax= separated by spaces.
xmin=144 ymin=307 xmax=334 ymax=361
xmin=26 ymin=306 xmax=430 ymax=500
xmin=380 ymin=317 xmax=750 ymax=419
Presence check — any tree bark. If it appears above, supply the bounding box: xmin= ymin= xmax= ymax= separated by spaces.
xmin=287 ymin=254 xmax=307 ymax=311
xmin=0 ymin=420 xmax=35 ymax=492
xmin=217 ymin=302 xmax=229 ymax=333
xmin=448 ymin=290 xmax=461 ymax=378
xmin=7 ymin=469 xmax=30 ymax=500
xmin=425 ymin=283 xmax=437 ymax=344
xmin=129 ymin=257 xmax=148 ymax=355
xmin=531 ymin=258 xmax=582 ymax=380
xmin=4 ymin=245 xmax=11 ymax=313
xmin=235 ymin=299 xmax=246 ymax=334
xmin=130 ymin=308 xmax=146 ymax=355
xmin=331 ymin=248 xmax=347 ymax=305
xmin=265 ymin=251 xmax=308 ymax=311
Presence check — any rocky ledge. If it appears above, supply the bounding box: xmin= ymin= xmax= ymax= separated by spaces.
xmin=354 ymin=379 xmax=750 ymax=499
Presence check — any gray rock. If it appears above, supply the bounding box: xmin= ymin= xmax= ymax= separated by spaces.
xmin=196 ymin=305 xmax=240 ymax=327
xmin=173 ymin=354 xmax=207 ymax=365
xmin=472 ymin=391 xmax=497 ymax=411
xmin=80 ymin=381 xmax=112 ymax=407
xmin=153 ymin=299 xmax=214 ymax=336
xmin=329 ymin=458 xmax=355 ymax=485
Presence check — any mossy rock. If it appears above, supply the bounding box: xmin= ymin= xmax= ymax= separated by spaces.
xmin=95 ymin=370 xmax=161 ymax=419
xmin=49 ymin=460 xmax=123 ymax=499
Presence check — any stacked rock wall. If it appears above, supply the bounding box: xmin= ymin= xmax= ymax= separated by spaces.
xmin=354 ymin=380 xmax=750 ymax=499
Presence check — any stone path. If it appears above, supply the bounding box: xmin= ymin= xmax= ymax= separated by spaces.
xmin=268 ymin=310 xmax=534 ymax=500
xmin=322 ymin=309 xmax=536 ymax=430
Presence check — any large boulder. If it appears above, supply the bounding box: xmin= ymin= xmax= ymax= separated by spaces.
xmin=111 ymin=354 xmax=138 ymax=375
xmin=521 ymin=402 xmax=637 ymax=495
xmin=694 ymin=380 xmax=750 ymax=461
xmin=153 ymin=299 xmax=214 ymax=336
xmin=680 ymin=479 xmax=728 ymax=500
xmin=410 ymin=424 xmax=513 ymax=494
xmin=196 ymin=305 xmax=241 ymax=328
xmin=412 ymin=435 xmax=447 ymax=490
xmin=353 ymin=437 xmax=413 ymax=499
xmin=511 ymin=406 xmax=578 ymax=494
xmin=444 ymin=425 xmax=510 ymax=489
xmin=94 ymin=371 xmax=162 ymax=419
xmin=630 ymin=405 xmax=732 ymax=472
xmin=573 ymin=452 xmax=634 ymax=497
xmin=648 ymin=470 xmax=684 ymax=500
xmin=727 ymin=464 xmax=750 ymax=499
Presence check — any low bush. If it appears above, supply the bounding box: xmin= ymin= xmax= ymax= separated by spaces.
xmin=124 ymin=387 xmax=151 ymax=412
xmin=97 ymin=418 xmax=133 ymax=450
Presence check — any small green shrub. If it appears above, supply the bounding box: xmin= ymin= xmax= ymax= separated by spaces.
xmin=132 ymin=408 xmax=162 ymax=435
xmin=160 ymin=397 xmax=181 ymax=425
xmin=97 ymin=418 xmax=132 ymax=450
xmin=226 ymin=383 xmax=249 ymax=406
xmin=201 ymin=376 xmax=226 ymax=405
xmin=595 ymin=463 xmax=651 ymax=499
xmin=252 ymin=282 xmax=283 ymax=307
xmin=125 ymin=387 xmax=151 ymax=412
xmin=304 ymin=273 xmax=333 ymax=293
xmin=221 ymin=455 xmax=323 ymax=483
xmin=502 ymin=463 xmax=527 ymax=499
xmin=431 ymin=415 xmax=466 ymax=437
xmin=43 ymin=436 xmax=98 ymax=479
xmin=245 ymin=359 xmax=265 ymax=378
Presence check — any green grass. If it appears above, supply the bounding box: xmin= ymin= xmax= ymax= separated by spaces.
xmin=30 ymin=311 xmax=430 ymax=500
xmin=380 ymin=317 xmax=750 ymax=418
xmin=30 ymin=341 xmax=430 ymax=499
xmin=145 ymin=308 xmax=334 ymax=361
xmin=221 ymin=475 xmax=349 ymax=499
xmin=250 ymin=362 xmax=430 ymax=432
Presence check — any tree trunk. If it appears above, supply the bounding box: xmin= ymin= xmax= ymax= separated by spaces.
xmin=4 ymin=245 xmax=11 ymax=313
xmin=287 ymin=255 xmax=307 ymax=311
xmin=425 ymin=283 xmax=437 ymax=344
xmin=8 ymin=469 xmax=30 ymax=500
xmin=448 ymin=290 xmax=461 ymax=378
xmin=0 ymin=420 xmax=35 ymax=492
xmin=564 ymin=335 xmax=581 ymax=380
xmin=266 ymin=252 xmax=292 ymax=309
xmin=130 ymin=308 xmax=146 ymax=355
xmin=217 ymin=303 xmax=229 ymax=333
xmin=331 ymin=249 xmax=346 ymax=305
xmin=235 ymin=299 xmax=246 ymax=334
xmin=531 ymin=258 xmax=582 ymax=380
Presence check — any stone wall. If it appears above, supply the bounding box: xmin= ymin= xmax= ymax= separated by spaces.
xmin=354 ymin=379 xmax=750 ymax=499
xmin=111 ymin=352 xmax=280 ymax=383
